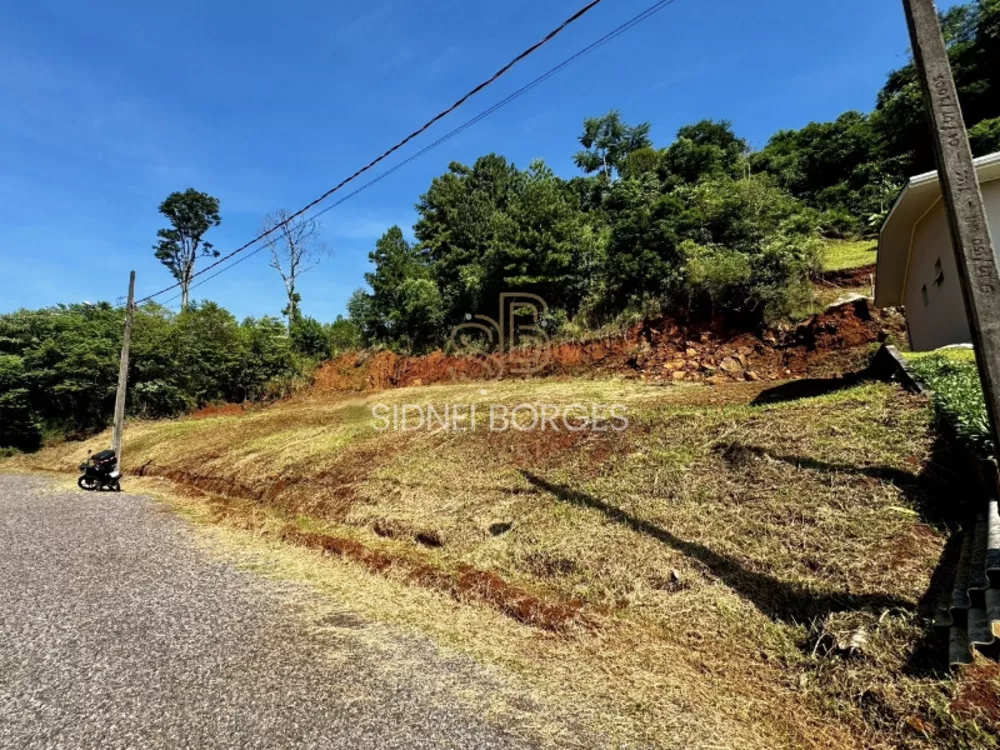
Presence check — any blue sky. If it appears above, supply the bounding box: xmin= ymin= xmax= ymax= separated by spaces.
xmin=0 ymin=0 xmax=962 ymax=320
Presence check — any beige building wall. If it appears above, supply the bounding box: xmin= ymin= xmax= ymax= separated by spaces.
xmin=903 ymin=179 xmax=1000 ymax=351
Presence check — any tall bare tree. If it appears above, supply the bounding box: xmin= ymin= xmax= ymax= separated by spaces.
xmin=261 ymin=210 xmax=328 ymax=329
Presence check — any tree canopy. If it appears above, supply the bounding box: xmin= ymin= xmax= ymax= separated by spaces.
xmin=5 ymin=0 xmax=999 ymax=451
xmin=349 ymin=114 xmax=818 ymax=347
xmin=573 ymin=110 xmax=653 ymax=180
xmin=153 ymin=189 xmax=222 ymax=308
xmin=345 ymin=0 xmax=1000 ymax=352
xmin=0 ymin=302 xmax=360 ymax=451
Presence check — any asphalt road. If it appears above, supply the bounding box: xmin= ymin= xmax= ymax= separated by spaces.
xmin=0 ymin=475 xmax=539 ymax=749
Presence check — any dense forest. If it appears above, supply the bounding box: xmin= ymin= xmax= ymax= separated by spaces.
xmin=2 ymin=0 xmax=999 ymax=450
xmin=348 ymin=0 xmax=1000 ymax=350
xmin=0 ymin=304 xmax=359 ymax=451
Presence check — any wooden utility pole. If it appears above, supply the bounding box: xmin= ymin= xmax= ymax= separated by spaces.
xmin=903 ymin=0 xmax=1000 ymax=457
xmin=111 ymin=271 xmax=136 ymax=463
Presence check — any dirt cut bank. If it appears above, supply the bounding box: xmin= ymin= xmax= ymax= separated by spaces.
xmin=313 ymin=298 xmax=903 ymax=395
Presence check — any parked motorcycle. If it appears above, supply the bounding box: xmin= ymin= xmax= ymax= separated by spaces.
xmin=78 ymin=450 xmax=122 ymax=491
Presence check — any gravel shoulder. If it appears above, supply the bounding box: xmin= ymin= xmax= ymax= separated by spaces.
xmin=0 ymin=474 xmax=541 ymax=750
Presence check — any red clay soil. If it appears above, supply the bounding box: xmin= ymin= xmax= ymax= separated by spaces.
xmin=950 ymin=662 xmax=1000 ymax=732
xmin=142 ymin=444 xmax=394 ymax=520
xmin=278 ymin=525 xmax=588 ymax=631
xmin=130 ymin=430 xmax=404 ymax=520
xmin=159 ymin=481 xmax=590 ymax=631
xmin=818 ymin=264 xmax=877 ymax=287
xmin=313 ymin=298 xmax=905 ymax=395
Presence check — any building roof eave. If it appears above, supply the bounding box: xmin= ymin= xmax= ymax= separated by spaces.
xmin=876 ymin=151 xmax=1000 ymax=308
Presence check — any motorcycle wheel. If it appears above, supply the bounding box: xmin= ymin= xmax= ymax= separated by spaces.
xmin=111 ymin=480 xmax=122 ymax=492
xmin=78 ymin=476 xmax=99 ymax=491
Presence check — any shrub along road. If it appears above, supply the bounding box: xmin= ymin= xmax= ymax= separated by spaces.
xmin=0 ymin=474 xmax=548 ymax=750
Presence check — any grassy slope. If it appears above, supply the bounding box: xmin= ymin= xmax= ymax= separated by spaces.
xmin=822 ymin=239 xmax=878 ymax=273
xmin=16 ymin=378 xmax=997 ymax=749
xmin=791 ymin=240 xmax=878 ymax=320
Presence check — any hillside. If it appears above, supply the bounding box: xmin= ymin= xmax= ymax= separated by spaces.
xmin=17 ymin=366 xmax=999 ymax=749
xmin=313 ymin=296 xmax=900 ymax=396
xmin=10 ymin=2 xmax=1000 ymax=747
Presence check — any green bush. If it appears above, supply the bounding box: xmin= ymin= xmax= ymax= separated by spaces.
xmin=0 ymin=302 xmax=307 ymax=451
xmin=817 ymin=208 xmax=861 ymax=239
xmin=907 ymin=351 xmax=991 ymax=454
xmin=674 ymin=176 xmax=821 ymax=323
xmin=326 ymin=316 xmax=360 ymax=355
xmin=290 ymin=316 xmax=330 ymax=359
xmin=681 ymin=241 xmax=752 ymax=312
xmin=969 ymin=117 xmax=1000 ymax=156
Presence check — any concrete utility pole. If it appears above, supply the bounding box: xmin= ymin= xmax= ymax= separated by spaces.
xmin=111 ymin=271 xmax=136 ymax=463
xmin=903 ymin=0 xmax=1000 ymax=457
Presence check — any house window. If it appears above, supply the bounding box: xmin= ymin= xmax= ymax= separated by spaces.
xmin=921 ymin=284 xmax=929 ymax=307
xmin=934 ymin=258 xmax=945 ymax=287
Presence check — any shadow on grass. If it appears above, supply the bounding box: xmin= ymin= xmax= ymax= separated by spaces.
xmin=903 ymin=529 xmax=967 ymax=677
xmin=712 ymin=434 xmax=973 ymax=676
xmin=520 ymin=470 xmax=912 ymax=625
xmin=750 ymin=373 xmax=865 ymax=405
xmin=711 ymin=437 xmax=968 ymax=530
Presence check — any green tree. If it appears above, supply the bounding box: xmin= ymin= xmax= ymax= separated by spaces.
xmin=395 ymin=278 xmax=444 ymax=352
xmin=349 ymin=226 xmax=445 ymax=352
xmin=415 ymin=156 xmax=522 ymax=320
xmin=327 ymin=316 xmax=360 ymax=355
xmin=663 ymin=120 xmax=749 ymax=185
xmin=969 ymin=116 xmax=1000 ymax=154
xmin=602 ymin=177 xmax=688 ymax=307
xmin=347 ymin=289 xmax=381 ymax=347
xmin=168 ymin=302 xmax=242 ymax=403
xmin=619 ymin=146 xmax=665 ymax=182
xmin=130 ymin=303 xmax=193 ymax=417
xmin=366 ymin=227 xmax=426 ymax=307
xmin=154 ymin=189 xmax=222 ymax=309
xmin=869 ymin=1 xmax=1000 ymax=180
xmin=19 ymin=304 xmax=122 ymax=435
xmin=752 ymin=112 xmax=879 ymax=227
xmin=741 ymin=1 xmax=1000 ymax=231
xmin=0 ymin=300 xmax=308 ymax=449
xmin=0 ymin=355 xmax=42 ymax=451
xmin=290 ymin=316 xmax=330 ymax=359
xmin=941 ymin=2 xmax=980 ymax=45
xmin=237 ymin=316 xmax=297 ymax=401
xmin=678 ymin=176 xmax=820 ymax=321
xmin=498 ymin=160 xmax=596 ymax=312
xmin=573 ymin=111 xmax=652 ymax=181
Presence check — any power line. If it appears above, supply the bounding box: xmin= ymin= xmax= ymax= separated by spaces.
xmin=157 ymin=0 xmax=680 ymax=307
xmin=309 ymin=0 xmax=677 ymax=225
xmin=137 ymin=0 xmax=607 ymax=305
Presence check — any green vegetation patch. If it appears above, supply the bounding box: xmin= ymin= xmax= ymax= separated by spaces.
xmin=821 ymin=240 xmax=877 ymax=273
xmin=904 ymin=348 xmax=991 ymax=454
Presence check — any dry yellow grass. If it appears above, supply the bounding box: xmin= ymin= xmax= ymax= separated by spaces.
xmin=13 ymin=376 xmax=994 ymax=749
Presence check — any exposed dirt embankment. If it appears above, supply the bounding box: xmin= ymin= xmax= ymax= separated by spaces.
xmin=314 ymin=298 xmax=904 ymax=395
xmin=818 ymin=264 xmax=877 ymax=287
